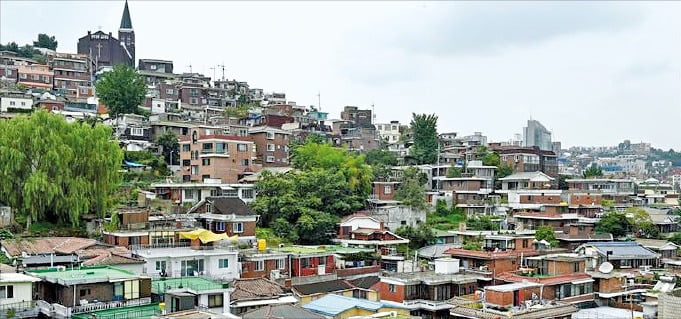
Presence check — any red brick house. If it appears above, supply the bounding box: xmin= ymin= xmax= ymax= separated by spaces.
xmin=189 ymin=197 xmax=258 ymax=243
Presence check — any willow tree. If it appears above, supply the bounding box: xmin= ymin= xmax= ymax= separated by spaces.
xmin=0 ymin=111 xmax=123 ymax=228
xmin=409 ymin=113 xmax=438 ymax=164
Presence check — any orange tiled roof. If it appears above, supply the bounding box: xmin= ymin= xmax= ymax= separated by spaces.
xmin=496 ymin=271 xmax=592 ymax=286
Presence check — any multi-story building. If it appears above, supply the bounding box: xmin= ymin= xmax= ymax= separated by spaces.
xmin=133 ymin=244 xmax=240 ymax=282
xmin=151 ymin=181 xmax=256 ymax=204
xmin=17 ymin=64 xmax=52 ymax=90
xmin=378 ymin=259 xmax=479 ymax=319
xmin=188 ymin=197 xmax=258 ymax=243
xmin=340 ymin=106 xmax=373 ymax=126
xmin=249 ymin=126 xmax=291 ymax=167
xmin=48 ymin=52 xmax=93 ymax=98
xmin=376 ymin=121 xmax=401 ymax=144
xmin=566 ymin=178 xmax=636 ymax=210
xmin=493 ymin=146 xmax=559 ymax=177
xmin=523 ymin=119 xmax=552 ymax=151
xmin=77 ymin=1 xmax=135 ymax=68
xmin=179 ymin=127 xmax=260 ymax=183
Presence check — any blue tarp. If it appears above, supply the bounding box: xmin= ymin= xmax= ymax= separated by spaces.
xmin=124 ymin=161 xmax=145 ymax=168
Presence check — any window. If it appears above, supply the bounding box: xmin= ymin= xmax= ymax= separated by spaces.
xmin=318 ymin=256 xmax=326 ymax=265
xmin=237 ymin=144 xmax=248 ymax=152
xmin=182 ymin=160 xmax=190 ymax=166
xmin=255 ymin=260 xmax=264 ymax=271
xmin=9 ymin=101 xmax=15 ymax=106
xmin=208 ymin=294 xmax=223 ymax=307
xmin=353 ymin=290 xmax=367 ymax=299
xmin=190 ymin=97 xmax=199 ymax=105
xmin=267 ymin=144 xmax=275 ymax=151
xmin=124 ymin=280 xmax=140 ymax=300
xmin=202 ymin=143 xmax=213 ymax=152
xmin=522 ymin=239 xmax=529 ymax=248
xmin=202 ymin=159 xmax=211 ymax=166
xmin=80 ymin=288 xmax=91 ymax=297
xmin=223 ymin=189 xmax=238 ymax=198
xmin=276 ymin=258 xmax=286 ymax=269
xmin=301 ymin=257 xmax=310 ymax=268
xmin=242 ymin=189 xmax=254 ymax=199
xmin=206 ymin=203 xmax=213 ymax=213
xmin=0 ymin=285 xmax=14 ymax=299
xmin=218 ymin=259 xmax=229 ymax=268
xmin=266 ymin=132 xmax=275 ymax=139
xmin=155 ymin=261 xmax=167 ymax=271
xmin=266 ymin=156 xmax=275 ymax=163
xmin=181 ymin=259 xmax=205 ymax=276
xmin=573 ymin=262 xmax=580 ymax=273
xmin=215 ymin=222 xmax=225 ymax=231
xmin=150 ymin=64 xmax=157 ymax=70
xmin=166 ymin=88 xmax=174 ymax=95
xmin=131 ymin=127 xmax=144 ymax=136
xmin=191 ymin=165 xmax=199 ymax=175
xmin=241 ymin=159 xmax=249 ymax=166
xmin=216 ymin=143 xmax=226 ymax=153
xmin=384 ymin=185 xmax=392 ymax=194
xmin=182 ymin=144 xmax=190 ymax=152
xmin=388 ymin=284 xmax=396 ymax=293
xmin=233 ymin=222 xmax=243 ymax=233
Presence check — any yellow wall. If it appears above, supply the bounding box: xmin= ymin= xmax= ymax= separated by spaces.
xmin=300 ymin=289 xmax=379 ymax=304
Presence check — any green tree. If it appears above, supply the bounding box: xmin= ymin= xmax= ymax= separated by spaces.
xmin=95 ymin=65 xmax=146 ymax=117
xmin=625 ymin=207 xmax=658 ymax=238
xmin=467 ymin=215 xmax=500 ymax=231
xmin=271 ymin=218 xmax=299 ymax=243
xmin=582 ymin=164 xmax=603 ymax=178
xmin=669 ymin=232 xmax=681 ymax=245
xmin=558 ymin=175 xmax=569 ymax=190
xmin=33 ymin=33 xmax=58 ymax=50
xmin=396 ymin=224 xmax=435 ymax=249
xmin=225 ymin=102 xmax=257 ymax=119
xmin=296 ymin=211 xmax=338 ymax=244
xmin=595 ymin=211 xmax=631 ymax=238
xmin=447 ymin=165 xmax=462 ymax=178
xmin=0 ymin=111 xmax=123 ymax=228
xmin=409 ymin=113 xmax=438 ymax=164
xmin=435 ymin=199 xmax=449 ymax=215
xmin=395 ymin=167 xmax=427 ymax=210
xmin=366 ymin=149 xmax=398 ymax=180
xmin=156 ymin=130 xmax=179 ymax=165
xmin=535 ymin=225 xmax=558 ymax=247
xmin=481 ymin=150 xmax=500 ymax=167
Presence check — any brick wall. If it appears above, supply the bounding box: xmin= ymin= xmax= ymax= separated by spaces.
xmin=378 ymin=281 xmax=405 ymax=303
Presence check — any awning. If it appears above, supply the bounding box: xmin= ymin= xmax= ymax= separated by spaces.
xmin=179 ymin=229 xmax=237 ymax=243
xmin=572 ymin=279 xmax=595 ymax=285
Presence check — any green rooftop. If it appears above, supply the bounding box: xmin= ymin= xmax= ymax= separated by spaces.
xmin=152 ymin=277 xmax=227 ymax=294
xmin=272 ymin=245 xmax=374 ymax=255
xmin=26 ymin=266 xmax=142 ymax=285
xmin=71 ymin=303 xmax=159 ymax=319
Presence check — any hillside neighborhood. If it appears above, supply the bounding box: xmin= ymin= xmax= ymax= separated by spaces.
xmin=1 ymin=2 xmax=681 ymax=319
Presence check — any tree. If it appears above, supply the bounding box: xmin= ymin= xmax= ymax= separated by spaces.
xmin=669 ymin=232 xmax=681 ymax=245
xmin=467 ymin=215 xmax=500 ymax=231
xmin=595 ymin=211 xmax=631 ymax=238
xmin=396 ymin=224 xmax=435 ymax=249
xmin=156 ymin=130 xmax=179 ymax=165
xmin=395 ymin=167 xmax=427 ymax=210
xmin=447 ymin=165 xmax=462 ymax=178
xmin=535 ymin=225 xmax=558 ymax=247
xmin=95 ymin=65 xmax=146 ymax=117
xmin=435 ymin=199 xmax=449 ymax=215
xmin=409 ymin=113 xmax=438 ymax=164
xmin=558 ymin=175 xmax=569 ymax=190
xmin=582 ymin=164 xmax=603 ymax=179
xmin=625 ymin=207 xmax=658 ymax=238
xmin=33 ymin=33 xmax=58 ymax=50
xmin=366 ymin=149 xmax=398 ymax=180
xmin=225 ymin=102 xmax=257 ymax=119
xmin=0 ymin=111 xmax=123 ymax=228
xmin=295 ymin=211 xmax=338 ymax=244
xmin=271 ymin=218 xmax=299 ymax=243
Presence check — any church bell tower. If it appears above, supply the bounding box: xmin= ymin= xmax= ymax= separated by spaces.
xmin=118 ymin=0 xmax=135 ymax=66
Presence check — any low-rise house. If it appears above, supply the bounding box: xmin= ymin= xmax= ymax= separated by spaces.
xmin=273 ymin=246 xmax=337 ymax=278
xmin=566 ymin=178 xmax=636 ymax=210
xmin=189 ymin=197 xmax=258 ymax=243
xmin=27 ymin=266 xmax=152 ymax=318
xmin=292 ymin=277 xmax=380 ymax=304
xmin=634 ymin=238 xmax=679 ymax=261
xmin=239 ymin=248 xmax=291 ymax=280
xmin=303 ymin=294 xmax=409 ymax=318
xmin=102 ymin=207 xmax=197 ymax=249
xmin=132 ymin=241 xmax=239 ymax=281
xmin=575 ymin=241 xmax=661 ymax=270
xmin=0 ymin=272 xmax=41 ymax=319
xmin=378 ymin=259 xmax=478 ymax=319
xmin=337 ymin=214 xmax=409 ymax=272
xmin=151 ymin=180 xmax=256 ymax=204
xmin=229 ymin=277 xmax=295 ymax=315
xmin=1 ymin=237 xmax=97 ymax=268
xmin=445 ymin=248 xmax=538 ymax=284
xmin=555 ymin=223 xmax=613 ymax=251
xmin=449 ymin=295 xmax=579 ymax=319
xmin=241 ymin=304 xmax=325 ymax=319
xmin=496 ymin=268 xmax=595 ymax=306
xmin=151 ymin=277 xmax=229 ymax=314
xmin=0 ymin=91 xmax=33 ymax=113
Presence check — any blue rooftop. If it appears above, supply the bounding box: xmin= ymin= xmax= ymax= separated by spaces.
xmin=582 ymin=241 xmax=658 ymax=258
xmin=302 ymin=294 xmax=405 ymax=316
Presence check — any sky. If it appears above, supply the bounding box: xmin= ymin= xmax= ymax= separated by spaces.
xmin=1 ymin=1 xmax=680 ymax=150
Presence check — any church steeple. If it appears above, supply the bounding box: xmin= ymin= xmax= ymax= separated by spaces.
xmin=118 ymin=0 xmax=135 ymax=66
xmin=119 ymin=0 xmax=133 ymax=30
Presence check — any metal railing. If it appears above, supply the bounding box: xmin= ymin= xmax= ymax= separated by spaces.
xmin=71 ymin=297 xmax=152 ymax=314
xmin=0 ymin=300 xmax=36 ymax=312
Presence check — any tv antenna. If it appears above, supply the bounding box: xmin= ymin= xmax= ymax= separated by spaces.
xmin=217 ymin=63 xmax=226 ymax=80
xmin=186 ymin=64 xmax=193 ymax=73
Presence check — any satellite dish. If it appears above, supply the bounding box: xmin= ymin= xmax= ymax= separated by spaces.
xmin=599 ymin=262 xmax=614 ymax=274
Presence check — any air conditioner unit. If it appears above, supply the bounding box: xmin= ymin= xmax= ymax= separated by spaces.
xmin=270 ymin=270 xmax=281 ymax=280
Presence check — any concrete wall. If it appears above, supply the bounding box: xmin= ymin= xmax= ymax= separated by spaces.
xmin=0 ymin=281 xmax=33 ymax=306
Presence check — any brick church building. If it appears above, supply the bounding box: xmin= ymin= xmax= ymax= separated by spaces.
xmin=77 ymin=0 xmax=135 ymax=69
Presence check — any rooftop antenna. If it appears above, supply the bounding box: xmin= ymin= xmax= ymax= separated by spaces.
xmin=218 ymin=63 xmax=226 ymax=80
xmin=97 ymin=25 xmax=103 ymax=31
xmin=186 ymin=64 xmax=193 ymax=73
xmin=317 ymin=92 xmax=321 ymax=111
xmin=209 ymin=66 xmax=216 ymax=83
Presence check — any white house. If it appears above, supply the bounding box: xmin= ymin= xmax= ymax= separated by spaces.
xmin=133 ymin=245 xmax=239 ymax=282
xmin=339 ymin=214 xmax=383 ymax=236
xmin=0 ymin=272 xmax=41 ymax=317
xmin=0 ymin=94 xmax=33 ymax=112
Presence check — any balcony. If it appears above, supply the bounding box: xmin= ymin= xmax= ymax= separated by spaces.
xmin=41 ymin=297 xmax=152 ymax=318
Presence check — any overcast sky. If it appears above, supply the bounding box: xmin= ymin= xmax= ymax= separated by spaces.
xmin=2 ymin=1 xmax=680 ymax=149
